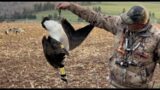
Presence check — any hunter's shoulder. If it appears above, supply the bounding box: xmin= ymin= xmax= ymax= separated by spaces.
xmin=150 ymin=24 xmax=160 ymax=35
xmin=150 ymin=24 xmax=160 ymax=40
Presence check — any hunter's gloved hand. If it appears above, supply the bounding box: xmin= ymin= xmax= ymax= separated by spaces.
xmin=56 ymin=2 xmax=71 ymax=10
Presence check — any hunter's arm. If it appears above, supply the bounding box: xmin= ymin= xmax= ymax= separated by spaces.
xmin=67 ymin=3 xmax=122 ymax=35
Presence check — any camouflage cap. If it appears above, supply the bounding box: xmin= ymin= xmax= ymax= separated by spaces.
xmin=120 ymin=5 xmax=149 ymax=25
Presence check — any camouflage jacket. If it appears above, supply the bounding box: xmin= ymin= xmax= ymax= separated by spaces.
xmin=67 ymin=3 xmax=160 ymax=88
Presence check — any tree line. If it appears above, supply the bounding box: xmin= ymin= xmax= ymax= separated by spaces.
xmin=0 ymin=2 xmax=55 ymax=22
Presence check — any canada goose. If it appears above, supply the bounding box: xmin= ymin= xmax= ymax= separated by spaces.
xmin=41 ymin=17 xmax=94 ymax=82
xmin=41 ymin=17 xmax=94 ymax=66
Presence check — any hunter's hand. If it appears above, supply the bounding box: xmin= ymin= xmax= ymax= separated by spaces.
xmin=56 ymin=2 xmax=71 ymax=10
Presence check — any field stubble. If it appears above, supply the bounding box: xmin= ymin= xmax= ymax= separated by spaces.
xmin=0 ymin=22 xmax=160 ymax=88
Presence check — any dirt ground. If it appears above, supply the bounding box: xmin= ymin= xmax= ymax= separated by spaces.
xmin=0 ymin=22 xmax=160 ymax=88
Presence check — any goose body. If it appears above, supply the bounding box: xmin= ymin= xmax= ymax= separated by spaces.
xmin=41 ymin=17 xmax=94 ymax=82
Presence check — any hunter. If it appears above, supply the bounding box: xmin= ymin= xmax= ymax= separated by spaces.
xmin=56 ymin=2 xmax=160 ymax=88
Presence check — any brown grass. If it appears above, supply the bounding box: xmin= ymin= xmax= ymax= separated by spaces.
xmin=0 ymin=22 xmax=160 ymax=88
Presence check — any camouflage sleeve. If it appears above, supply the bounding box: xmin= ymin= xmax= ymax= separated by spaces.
xmin=67 ymin=3 xmax=122 ymax=35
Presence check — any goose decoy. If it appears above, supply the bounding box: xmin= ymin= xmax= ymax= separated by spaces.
xmin=41 ymin=17 xmax=94 ymax=83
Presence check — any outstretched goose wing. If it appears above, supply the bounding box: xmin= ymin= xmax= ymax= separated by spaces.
xmin=60 ymin=18 xmax=94 ymax=50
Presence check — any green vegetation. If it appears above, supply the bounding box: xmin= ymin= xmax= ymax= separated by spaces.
xmin=1 ymin=2 xmax=160 ymax=24
xmin=96 ymin=2 xmax=160 ymax=18
xmin=33 ymin=2 xmax=160 ymax=23
xmin=35 ymin=10 xmax=79 ymax=22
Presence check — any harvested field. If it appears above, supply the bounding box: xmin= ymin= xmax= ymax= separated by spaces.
xmin=0 ymin=22 xmax=160 ymax=88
